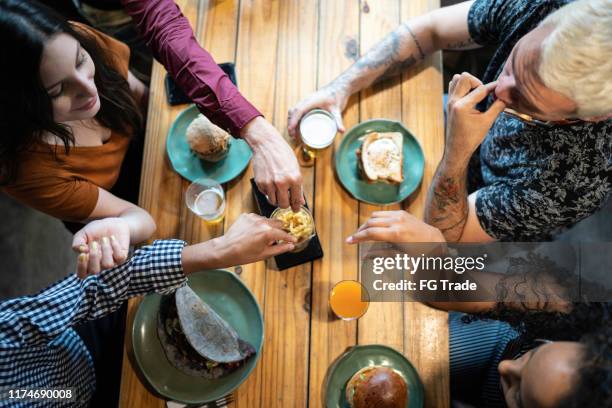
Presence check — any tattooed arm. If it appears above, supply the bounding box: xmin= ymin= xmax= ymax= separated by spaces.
xmin=288 ymin=1 xmax=478 ymax=137
xmin=426 ymin=160 xmax=472 ymax=242
xmin=425 ymin=73 xmax=505 ymax=242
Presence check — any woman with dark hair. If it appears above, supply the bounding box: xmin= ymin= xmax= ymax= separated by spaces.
xmin=0 ymin=0 xmax=153 ymax=274
xmin=349 ymin=211 xmax=612 ymax=408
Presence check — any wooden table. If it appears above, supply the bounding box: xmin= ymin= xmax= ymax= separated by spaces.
xmin=119 ymin=0 xmax=448 ymax=407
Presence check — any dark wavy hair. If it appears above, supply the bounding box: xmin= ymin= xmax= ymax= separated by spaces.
xmin=466 ymin=302 xmax=612 ymax=407
xmin=0 ymin=0 xmax=142 ymax=184
xmin=464 ymin=251 xmax=612 ymax=408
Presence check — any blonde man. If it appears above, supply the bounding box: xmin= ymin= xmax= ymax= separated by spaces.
xmin=291 ymin=0 xmax=612 ymax=243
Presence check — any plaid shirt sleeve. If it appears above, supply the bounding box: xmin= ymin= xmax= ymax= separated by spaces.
xmin=0 ymin=239 xmax=186 ymax=348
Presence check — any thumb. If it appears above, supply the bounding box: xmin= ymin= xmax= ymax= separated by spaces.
xmin=484 ymin=99 xmax=506 ymax=122
xmin=72 ymin=230 xmax=89 ymax=252
xmin=287 ymin=108 xmax=302 ymax=139
xmin=331 ymin=108 xmax=345 ymax=133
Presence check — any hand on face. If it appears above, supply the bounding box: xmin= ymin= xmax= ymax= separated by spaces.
xmin=287 ymin=85 xmax=349 ymax=140
xmin=346 ymin=211 xmax=445 ymax=244
xmin=216 ymin=213 xmax=297 ymax=265
xmin=445 ymin=73 xmax=506 ymax=160
xmin=73 ymin=218 xmax=130 ymax=278
xmin=241 ymin=117 xmax=305 ymax=212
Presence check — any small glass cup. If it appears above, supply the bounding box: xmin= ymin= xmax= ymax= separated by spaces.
xmin=270 ymin=206 xmax=316 ymax=252
xmin=329 ymin=280 xmax=370 ymax=321
xmin=295 ymin=109 xmax=337 ymax=167
xmin=185 ymin=177 xmax=226 ymax=224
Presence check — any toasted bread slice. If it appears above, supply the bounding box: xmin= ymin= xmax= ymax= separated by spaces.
xmin=357 ymin=132 xmax=403 ymax=184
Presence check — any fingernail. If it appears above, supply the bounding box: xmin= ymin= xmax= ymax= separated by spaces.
xmin=110 ymin=235 xmax=117 ymax=242
xmin=79 ymin=245 xmax=87 ymax=252
xmin=102 ymin=236 xmax=109 ymax=245
xmin=78 ymin=253 xmax=88 ymax=262
xmin=346 ymin=236 xmax=354 ymax=244
xmin=91 ymin=241 xmax=98 ymax=251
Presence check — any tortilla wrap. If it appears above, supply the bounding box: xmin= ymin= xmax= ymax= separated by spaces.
xmin=157 ymin=285 xmax=256 ymax=379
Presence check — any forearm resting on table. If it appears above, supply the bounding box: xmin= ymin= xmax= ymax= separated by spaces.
xmin=327 ymin=1 xmax=476 ymax=96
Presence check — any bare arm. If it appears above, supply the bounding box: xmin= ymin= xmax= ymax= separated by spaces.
xmin=86 ymin=188 xmax=156 ymax=244
xmin=424 ymin=73 xmax=505 ymax=242
xmin=127 ymin=71 xmax=148 ymax=112
xmin=331 ymin=1 xmax=477 ymax=96
xmin=288 ymin=1 xmax=477 ymax=136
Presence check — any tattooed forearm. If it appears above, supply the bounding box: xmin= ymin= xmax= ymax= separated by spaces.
xmin=354 ymin=30 xmax=402 ymax=71
xmin=406 ymin=25 xmax=425 ymax=60
xmin=324 ymin=22 xmax=430 ymax=96
xmin=434 ymin=176 xmax=461 ymax=208
xmin=444 ymin=37 xmax=477 ymax=51
xmin=425 ymin=163 xmax=469 ymax=242
xmin=372 ymin=54 xmax=418 ymax=86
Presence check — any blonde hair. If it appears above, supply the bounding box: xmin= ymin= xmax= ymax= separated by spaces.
xmin=538 ymin=0 xmax=612 ymax=118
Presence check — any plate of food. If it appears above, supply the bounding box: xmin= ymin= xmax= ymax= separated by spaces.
xmin=334 ymin=119 xmax=424 ymax=205
xmin=131 ymin=269 xmax=263 ymax=404
xmin=323 ymin=345 xmax=424 ymax=408
xmin=166 ymin=105 xmax=253 ymax=183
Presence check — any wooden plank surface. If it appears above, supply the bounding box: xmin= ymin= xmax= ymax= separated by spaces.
xmin=357 ymin=0 xmax=405 ymax=352
xmin=250 ymin=0 xmax=316 ymax=406
xmin=308 ymin=1 xmax=360 ymax=406
xmin=119 ymin=0 xmax=202 ymax=406
xmin=196 ymin=2 xmax=243 ymax=407
xmin=119 ymin=0 xmax=449 ymax=407
xmin=400 ymin=0 xmax=450 ymax=406
xmin=221 ymin=0 xmax=266 ymax=405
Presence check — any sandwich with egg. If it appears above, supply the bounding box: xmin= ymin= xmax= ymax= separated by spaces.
xmin=356 ymin=132 xmax=404 ymax=184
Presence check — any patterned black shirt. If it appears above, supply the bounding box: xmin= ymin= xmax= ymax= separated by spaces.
xmin=467 ymin=0 xmax=612 ymax=241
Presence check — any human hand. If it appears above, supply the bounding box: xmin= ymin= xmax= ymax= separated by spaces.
xmin=214 ymin=213 xmax=297 ymax=265
xmin=445 ymin=73 xmax=506 ymax=161
xmin=346 ymin=211 xmax=445 ymax=244
xmin=241 ymin=117 xmax=304 ymax=211
xmin=287 ymin=85 xmax=349 ymax=140
xmin=73 ymin=218 xmax=130 ymax=278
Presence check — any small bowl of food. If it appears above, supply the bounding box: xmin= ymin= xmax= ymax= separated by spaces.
xmin=270 ymin=206 xmax=316 ymax=253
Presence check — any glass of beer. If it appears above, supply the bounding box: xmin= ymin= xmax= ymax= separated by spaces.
xmin=295 ymin=109 xmax=337 ymax=167
xmin=185 ymin=177 xmax=225 ymax=224
xmin=329 ymin=280 xmax=370 ymax=321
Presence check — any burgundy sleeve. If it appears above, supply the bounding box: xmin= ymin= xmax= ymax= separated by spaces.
xmin=121 ymin=0 xmax=262 ymax=135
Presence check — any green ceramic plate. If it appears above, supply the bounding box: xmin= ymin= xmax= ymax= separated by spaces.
xmin=323 ymin=344 xmax=424 ymax=408
xmin=166 ymin=105 xmax=253 ymax=183
xmin=131 ymin=269 xmax=264 ymax=404
xmin=335 ymin=119 xmax=425 ymax=205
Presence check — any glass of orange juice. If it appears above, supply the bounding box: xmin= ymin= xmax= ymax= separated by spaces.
xmin=329 ymin=280 xmax=370 ymax=321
